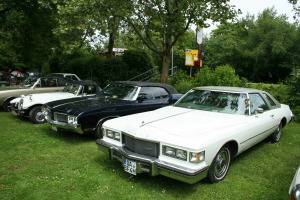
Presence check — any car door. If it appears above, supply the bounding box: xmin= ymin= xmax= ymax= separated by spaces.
xmin=33 ymin=77 xmax=67 ymax=93
xmin=239 ymin=93 xmax=278 ymax=151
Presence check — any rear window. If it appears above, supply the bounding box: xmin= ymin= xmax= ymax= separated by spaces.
xmin=263 ymin=93 xmax=276 ymax=106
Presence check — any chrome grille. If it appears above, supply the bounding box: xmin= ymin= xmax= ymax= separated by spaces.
xmin=123 ymin=134 xmax=159 ymax=158
xmin=54 ymin=113 xmax=68 ymax=123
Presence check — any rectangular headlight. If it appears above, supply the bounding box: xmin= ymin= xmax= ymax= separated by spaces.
xmin=189 ymin=151 xmax=205 ymax=163
xmin=162 ymin=145 xmax=187 ymax=161
xmin=106 ymin=129 xmax=121 ymax=141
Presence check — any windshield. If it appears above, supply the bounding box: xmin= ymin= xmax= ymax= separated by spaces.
xmin=63 ymin=84 xmax=81 ymax=94
xmin=21 ymin=76 xmax=39 ymax=87
xmin=175 ymin=89 xmax=248 ymax=115
xmin=100 ymin=84 xmax=138 ymax=100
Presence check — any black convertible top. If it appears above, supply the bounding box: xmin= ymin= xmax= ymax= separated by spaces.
xmin=111 ymin=81 xmax=179 ymax=94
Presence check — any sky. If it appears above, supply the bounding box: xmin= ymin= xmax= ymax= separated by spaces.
xmin=203 ymin=0 xmax=297 ymax=34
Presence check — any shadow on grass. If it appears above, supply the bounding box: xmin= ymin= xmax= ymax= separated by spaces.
xmin=92 ymin=153 xmax=208 ymax=198
xmin=40 ymin=125 xmax=95 ymax=144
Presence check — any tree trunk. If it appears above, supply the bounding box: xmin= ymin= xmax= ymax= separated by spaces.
xmin=107 ymin=32 xmax=115 ymax=57
xmin=160 ymin=53 xmax=171 ymax=83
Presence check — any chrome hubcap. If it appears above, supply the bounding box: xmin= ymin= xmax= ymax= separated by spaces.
xmin=214 ymin=149 xmax=230 ymax=178
xmin=36 ymin=111 xmax=45 ymax=122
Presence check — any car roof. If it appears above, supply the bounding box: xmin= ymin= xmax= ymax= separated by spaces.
xmin=193 ymin=86 xmax=264 ymax=93
xmin=41 ymin=75 xmax=73 ymax=82
xmin=67 ymin=80 xmax=99 ymax=86
xmin=50 ymin=73 xmax=76 ymax=75
xmin=111 ymin=81 xmax=179 ymax=94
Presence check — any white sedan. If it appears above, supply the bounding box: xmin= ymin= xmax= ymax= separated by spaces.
xmin=96 ymin=86 xmax=293 ymax=184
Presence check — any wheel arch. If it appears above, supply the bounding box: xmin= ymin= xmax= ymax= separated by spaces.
xmin=96 ymin=115 xmax=120 ymax=130
xmin=3 ymin=96 xmax=16 ymax=104
xmin=281 ymin=117 xmax=287 ymax=128
xmin=2 ymin=96 xmax=16 ymax=111
xmin=26 ymin=104 xmax=43 ymax=116
xmin=223 ymin=140 xmax=239 ymax=158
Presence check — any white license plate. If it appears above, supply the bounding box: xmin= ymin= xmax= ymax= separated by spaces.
xmin=124 ymin=158 xmax=137 ymax=175
xmin=51 ymin=125 xmax=58 ymax=131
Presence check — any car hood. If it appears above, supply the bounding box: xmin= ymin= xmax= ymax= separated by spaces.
xmin=48 ymin=97 xmax=132 ymax=116
xmin=12 ymin=92 xmax=76 ymax=103
xmin=104 ymin=106 xmax=248 ymax=148
xmin=27 ymin=92 xmax=76 ymax=100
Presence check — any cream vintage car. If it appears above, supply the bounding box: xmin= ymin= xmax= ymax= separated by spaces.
xmin=0 ymin=76 xmax=73 ymax=112
xmin=96 ymin=86 xmax=294 ymax=184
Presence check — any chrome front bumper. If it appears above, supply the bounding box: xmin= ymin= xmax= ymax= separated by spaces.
xmin=96 ymin=139 xmax=209 ymax=184
xmin=44 ymin=117 xmax=84 ymax=134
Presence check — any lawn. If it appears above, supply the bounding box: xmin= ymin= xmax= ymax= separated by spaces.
xmin=0 ymin=112 xmax=299 ymax=200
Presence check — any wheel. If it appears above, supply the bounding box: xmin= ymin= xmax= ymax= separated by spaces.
xmin=269 ymin=122 xmax=282 ymax=143
xmin=29 ymin=106 xmax=46 ymax=124
xmin=207 ymin=145 xmax=231 ymax=183
xmin=3 ymin=99 xmax=13 ymax=112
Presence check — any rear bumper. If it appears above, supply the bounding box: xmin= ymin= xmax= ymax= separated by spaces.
xmin=96 ymin=139 xmax=209 ymax=184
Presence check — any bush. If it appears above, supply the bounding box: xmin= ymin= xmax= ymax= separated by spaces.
xmin=48 ymin=49 xmax=155 ymax=87
xmin=286 ymin=76 xmax=300 ymax=122
xmin=247 ymin=80 xmax=299 ymax=122
xmin=193 ymin=65 xmax=242 ymax=87
xmin=122 ymin=50 xmax=154 ymax=78
xmin=169 ymin=65 xmax=244 ymax=93
xmin=247 ymin=83 xmax=289 ymax=104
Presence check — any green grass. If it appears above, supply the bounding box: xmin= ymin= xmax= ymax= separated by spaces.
xmin=0 ymin=112 xmax=299 ymax=200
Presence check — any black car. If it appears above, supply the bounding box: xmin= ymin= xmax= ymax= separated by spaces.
xmin=42 ymin=81 xmax=182 ymax=138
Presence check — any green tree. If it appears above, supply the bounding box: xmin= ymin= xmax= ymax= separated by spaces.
xmin=52 ymin=0 xmax=128 ymax=55
xmin=124 ymin=0 xmax=237 ymax=83
xmin=288 ymin=0 xmax=300 ymax=17
xmin=204 ymin=8 xmax=298 ymax=83
xmin=0 ymin=0 xmax=59 ymax=71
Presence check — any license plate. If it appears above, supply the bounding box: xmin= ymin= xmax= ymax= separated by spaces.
xmin=51 ymin=125 xmax=58 ymax=131
xmin=124 ymin=158 xmax=137 ymax=175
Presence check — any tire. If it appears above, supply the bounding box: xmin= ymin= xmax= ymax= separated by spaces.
xmin=269 ymin=122 xmax=282 ymax=143
xmin=207 ymin=145 xmax=231 ymax=183
xmin=29 ymin=106 xmax=46 ymax=124
xmin=3 ymin=99 xmax=13 ymax=112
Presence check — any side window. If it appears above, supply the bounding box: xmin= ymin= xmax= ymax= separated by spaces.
xmin=46 ymin=78 xmax=57 ymax=87
xmin=70 ymin=75 xmax=78 ymax=80
xmin=82 ymin=85 xmax=96 ymax=95
xmin=139 ymin=87 xmax=170 ymax=100
xmin=263 ymin=93 xmax=276 ymax=107
xmin=40 ymin=78 xmax=47 ymax=87
xmin=57 ymin=79 xmax=68 ymax=86
xmin=249 ymin=93 xmax=269 ymax=114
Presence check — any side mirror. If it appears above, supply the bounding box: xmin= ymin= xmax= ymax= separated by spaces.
xmin=169 ymin=94 xmax=183 ymax=104
xmin=137 ymin=96 xmax=147 ymax=103
xmin=256 ymin=108 xmax=264 ymax=114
